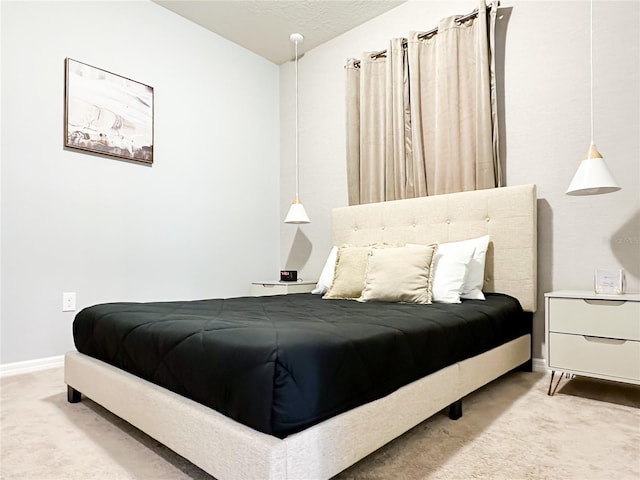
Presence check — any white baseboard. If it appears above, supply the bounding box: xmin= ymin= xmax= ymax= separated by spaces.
xmin=0 ymin=355 xmax=65 ymax=378
xmin=532 ymin=357 xmax=548 ymax=373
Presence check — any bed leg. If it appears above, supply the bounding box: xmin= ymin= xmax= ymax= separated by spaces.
xmin=517 ymin=358 xmax=533 ymax=372
xmin=515 ymin=312 xmax=533 ymax=372
xmin=67 ymin=385 xmax=82 ymax=403
xmin=448 ymin=400 xmax=462 ymax=420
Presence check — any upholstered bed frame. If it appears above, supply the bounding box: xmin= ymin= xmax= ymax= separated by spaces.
xmin=65 ymin=183 xmax=537 ymax=480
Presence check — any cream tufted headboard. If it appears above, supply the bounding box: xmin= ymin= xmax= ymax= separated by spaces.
xmin=332 ymin=184 xmax=537 ymax=312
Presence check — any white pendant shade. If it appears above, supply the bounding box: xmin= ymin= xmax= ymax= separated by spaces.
xmin=566 ymin=143 xmax=621 ymax=196
xmin=284 ymin=201 xmax=310 ymax=224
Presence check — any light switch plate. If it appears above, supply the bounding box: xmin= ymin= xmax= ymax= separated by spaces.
xmin=63 ymin=292 xmax=76 ymax=312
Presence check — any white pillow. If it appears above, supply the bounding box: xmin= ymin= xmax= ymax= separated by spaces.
xmin=410 ymin=235 xmax=490 ymax=303
xmin=431 ymin=242 xmax=476 ymax=304
xmin=311 ymin=246 xmax=338 ymax=295
xmin=457 ymin=235 xmax=490 ymax=300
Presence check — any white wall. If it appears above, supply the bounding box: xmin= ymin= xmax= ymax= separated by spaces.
xmin=279 ymin=0 xmax=640 ymax=358
xmin=1 ymin=1 xmax=281 ymax=363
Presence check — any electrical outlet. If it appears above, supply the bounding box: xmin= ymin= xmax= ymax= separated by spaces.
xmin=63 ymin=292 xmax=76 ymax=312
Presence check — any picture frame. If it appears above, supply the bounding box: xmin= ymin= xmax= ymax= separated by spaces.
xmin=64 ymin=58 xmax=154 ymax=164
xmin=594 ymin=268 xmax=625 ymax=295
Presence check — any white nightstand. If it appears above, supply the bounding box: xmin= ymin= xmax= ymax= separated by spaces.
xmin=545 ymin=290 xmax=640 ymax=395
xmin=251 ymin=280 xmax=316 ymax=297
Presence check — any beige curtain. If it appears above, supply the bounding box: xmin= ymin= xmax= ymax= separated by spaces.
xmin=346 ymin=1 xmax=501 ymax=205
xmin=345 ymin=58 xmax=361 ymax=206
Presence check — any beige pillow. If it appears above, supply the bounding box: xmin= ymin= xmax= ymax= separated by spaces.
xmin=323 ymin=245 xmax=372 ymax=299
xmin=359 ymin=244 xmax=438 ymax=304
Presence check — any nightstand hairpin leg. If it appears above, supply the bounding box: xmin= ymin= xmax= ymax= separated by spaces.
xmin=547 ymin=370 xmax=565 ymax=396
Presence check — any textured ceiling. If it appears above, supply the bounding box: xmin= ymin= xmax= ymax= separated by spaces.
xmin=153 ymin=0 xmax=406 ymax=65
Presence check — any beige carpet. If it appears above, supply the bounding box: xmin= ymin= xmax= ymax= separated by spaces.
xmin=1 ymin=367 xmax=638 ymax=479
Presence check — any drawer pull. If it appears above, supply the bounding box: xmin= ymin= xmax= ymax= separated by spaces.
xmin=583 ymin=299 xmax=626 ymax=307
xmin=583 ymin=336 xmax=626 ymax=345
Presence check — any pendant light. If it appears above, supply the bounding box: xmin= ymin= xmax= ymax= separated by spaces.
xmin=566 ymin=0 xmax=620 ymax=196
xmin=284 ymin=33 xmax=311 ymax=224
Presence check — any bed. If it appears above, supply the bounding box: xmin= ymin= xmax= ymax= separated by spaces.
xmin=65 ymin=183 xmax=537 ymax=480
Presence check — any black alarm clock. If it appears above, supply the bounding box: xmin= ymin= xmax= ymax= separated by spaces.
xmin=280 ymin=270 xmax=298 ymax=282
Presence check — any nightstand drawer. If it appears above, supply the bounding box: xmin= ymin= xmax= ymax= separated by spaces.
xmin=251 ymin=281 xmax=316 ymax=296
xmin=548 ymin=297 xmax=640 ymax=340
xmin=549 ymin=332 xmax=640 ymax=382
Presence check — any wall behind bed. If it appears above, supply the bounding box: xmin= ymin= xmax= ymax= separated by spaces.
xmin=1 ymin=1 xmax=280 ymax=364
xmin=279 ymin=0 xmax=640 ymax=360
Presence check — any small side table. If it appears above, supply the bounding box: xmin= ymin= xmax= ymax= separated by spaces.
xmin=251 ymin=280 xmax=316 ymax=297
xmin=545 ymin=290 xmax=640 ymax=395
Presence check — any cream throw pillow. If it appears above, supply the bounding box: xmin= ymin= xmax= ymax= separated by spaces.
xmin=359 ymin=244 xmax=437 ymax=304
xmin=323 ymin=245 xmax=372 ymax=299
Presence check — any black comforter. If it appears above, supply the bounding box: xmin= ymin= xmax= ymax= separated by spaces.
xmin=73 ymin=293 xmax=528 ymax=438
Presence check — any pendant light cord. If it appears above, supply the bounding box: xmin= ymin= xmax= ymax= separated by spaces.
xmin=284 ymin=33 xmax=310 ymax=221
xmin=294 ymin=38 xmax=300 ymax=202
xmin=590 ymin=0 xmax=594 ymax=146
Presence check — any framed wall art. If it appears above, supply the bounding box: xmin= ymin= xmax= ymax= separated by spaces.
xmin=64 ymin=58 xmax=154 ymax=164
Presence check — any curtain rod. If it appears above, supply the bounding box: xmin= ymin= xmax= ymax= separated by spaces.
xmin=352 ymin=3 xmax=496 ymax=67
